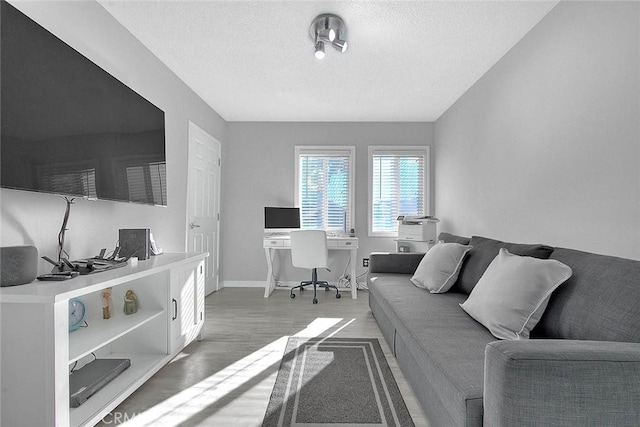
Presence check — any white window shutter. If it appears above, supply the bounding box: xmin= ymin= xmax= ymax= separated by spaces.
xmin=296 ymin=147 xmax=354 ymax=232
xmin=370 ymin=148 xmax=427 ymax=235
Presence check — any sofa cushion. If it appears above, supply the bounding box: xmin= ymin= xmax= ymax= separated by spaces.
xmin=438 ymin=232 xmax=471 ymax=245
xmin=535 ymin=247 xmax=640 ymax=342
xmin=369 ymin=252 xmax=425 ymax=275
xmin=460 ymin=249 xmax=572 ymax=340
xmin=411 ymin=242 xmax=472 ymax=293
xmin=368 ymin=273 xmax=495 ymax=426
xmin=454 ymin=235 xmax=555 ymax=294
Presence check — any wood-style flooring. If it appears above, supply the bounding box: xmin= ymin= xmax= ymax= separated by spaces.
xmin=98 ymin=287 xmax=430 ymax=426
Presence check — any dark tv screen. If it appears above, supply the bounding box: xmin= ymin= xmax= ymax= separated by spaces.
xmin=264 ymin=207 xmax=301 ymax=230
xmin=0 ymin=1 xmax=167 ymax=206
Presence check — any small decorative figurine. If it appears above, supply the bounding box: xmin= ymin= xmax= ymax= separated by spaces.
xmin=123 ymin=289 xmax=138 ymax=315
xmin=101 ymin=287 xmax=113 ymax=319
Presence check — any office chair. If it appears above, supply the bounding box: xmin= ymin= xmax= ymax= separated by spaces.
xmin=289 ymin=230 xmax=341 ymax=304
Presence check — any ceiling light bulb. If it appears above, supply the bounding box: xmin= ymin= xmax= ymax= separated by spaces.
xmin=333 ymin=38 xmax=348 ymax=53
xmin=314 ymin=41 xmax=325 ymax=59
xmin=317 ymin=28 xmax=335 ymax=43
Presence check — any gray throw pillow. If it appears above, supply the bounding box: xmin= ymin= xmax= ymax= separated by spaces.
xmin=454 ymin=236 xmax=554 ymax=294
xmin=411 ymin=242 xmax=473 ymax=293
xmin=459 ymin=248 xmax=572 ymax=340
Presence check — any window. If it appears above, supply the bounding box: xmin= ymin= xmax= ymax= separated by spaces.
xmin=369 ymin=146 xmax=429 ymax=236
xmin=295 ymin=146 xmax=355 ymax=232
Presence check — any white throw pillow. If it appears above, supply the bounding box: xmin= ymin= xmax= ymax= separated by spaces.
xmin=460 ymin=248 xmax=572 ymax=340
xmin=411 ymin=242 xmax=473 ymax=293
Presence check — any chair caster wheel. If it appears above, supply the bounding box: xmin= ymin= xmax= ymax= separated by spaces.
xmin=290 ymin=293 xmax=296 ymax=299
xmin=325 ymin=287 xmax=330 ymax=291
xmin=336 ymin=293 xmax=341 ymax=299
xmin=313 ymin=298 xmax=318 ymax=304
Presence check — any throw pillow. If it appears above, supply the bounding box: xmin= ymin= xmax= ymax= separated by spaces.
xmin=411 ymin=242 xmax=473 ymax=293
xmin=459 ymin=248 xmax=572 ymax=340
xmin=454 ymin=236 xmax=555 ymax=294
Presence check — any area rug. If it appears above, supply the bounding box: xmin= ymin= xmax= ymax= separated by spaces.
xmin=263 ymin=337 xmax=415 ymax=427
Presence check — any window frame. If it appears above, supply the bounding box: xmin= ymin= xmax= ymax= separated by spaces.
xmin=294 ymin=145 xmax=356 ymax=232
xmin=368 ymin=145 xmax=430 ymax=237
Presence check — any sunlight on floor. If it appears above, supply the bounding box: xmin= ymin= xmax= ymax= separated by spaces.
xmin=121 ymin=317 xmax=354 ymax=426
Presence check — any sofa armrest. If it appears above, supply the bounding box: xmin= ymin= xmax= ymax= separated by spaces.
xmin=484 ymin=339 xmax=640 ymax=427
xmin=368 ymin=252 xmax=424 ymax=274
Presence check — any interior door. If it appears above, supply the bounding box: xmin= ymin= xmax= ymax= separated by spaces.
xmin=187 ymin=121 xmax=221 ymax=295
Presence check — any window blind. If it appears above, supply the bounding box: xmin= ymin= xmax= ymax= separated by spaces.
xmin=371 ymin=150 xmax=425 ymax=234
xmin=298 ymin=150 xmax=352 ymax=231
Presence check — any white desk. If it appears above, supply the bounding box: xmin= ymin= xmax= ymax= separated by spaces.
xmin=263 ymin=235 xmax=359 ymax=299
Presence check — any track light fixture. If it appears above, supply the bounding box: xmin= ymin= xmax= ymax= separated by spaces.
xmin=310 ymin=13 xmax=347 ymax=59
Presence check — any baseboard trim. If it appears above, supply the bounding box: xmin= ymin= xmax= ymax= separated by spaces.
xmin=221 ymin=280 xmax=349 ymax=290
xmin=222 ymin=281 xmax=265 ymax=288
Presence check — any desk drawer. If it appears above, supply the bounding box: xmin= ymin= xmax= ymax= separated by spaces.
xmin=327 ymin=239 xmax=358 ymax=248
xmin=264 ymin=239 xmax=284 ymax=247
xmin=338 ymin=240 xmax=357 ymax=248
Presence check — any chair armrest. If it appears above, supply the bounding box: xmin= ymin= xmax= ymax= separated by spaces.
xmin=368 ymin=252 xmax=425 ymax=274
xmin=484 ymin=339 xmax=640 ymax=427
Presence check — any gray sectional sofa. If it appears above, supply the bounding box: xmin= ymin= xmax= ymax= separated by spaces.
xmin=367 ymin=233 xmax=640 ymax=427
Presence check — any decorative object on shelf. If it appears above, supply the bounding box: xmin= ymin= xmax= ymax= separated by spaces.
xmin=309 ymin=13 xmax=348 ymax=59
xmin=101 ymin=287 xmax=113 ymax=319
xmin=57 ymin=196 xmax=75 ymax=265
xmin=69 ymin=298 xmax=86 ymax=331
xmin=1 ymin=245 xmax=38 ymax=287
xmin=40 ymin=197 xmax=76 ymax=273
xmin=123 ymin=290 xmax=138 ymax=315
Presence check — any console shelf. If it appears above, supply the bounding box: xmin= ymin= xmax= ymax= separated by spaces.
xmin=69 ymin=309 xmax=165 ymax=363
xmin=69 ymin=353 xmax=168 ymax=427
xmin=0 ymin=252 xmax=208 ymax=427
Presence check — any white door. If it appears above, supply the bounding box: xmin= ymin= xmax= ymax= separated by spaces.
xmin=187 ymin=121 xmax=221 ymax=295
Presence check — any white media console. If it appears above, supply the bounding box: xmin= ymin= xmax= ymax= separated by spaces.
xmin=0 ymin=252 xmax=208 ymax=427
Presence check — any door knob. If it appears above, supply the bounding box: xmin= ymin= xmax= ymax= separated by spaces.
xmin=190 ymin=222 xmax=201 ymax=229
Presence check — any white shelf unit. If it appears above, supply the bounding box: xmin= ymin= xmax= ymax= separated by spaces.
xmin=0 ymin=252 xmax=207 ymax=427
xmin=395 ymin=239 xmax=435 ymax=253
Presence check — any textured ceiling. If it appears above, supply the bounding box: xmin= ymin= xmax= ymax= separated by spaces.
xmin=99 ymin=1 xmax=559 ymax=122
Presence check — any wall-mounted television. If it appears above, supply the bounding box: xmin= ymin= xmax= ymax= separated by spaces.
xmin=0 ymin=1 xmax=167 ymax=206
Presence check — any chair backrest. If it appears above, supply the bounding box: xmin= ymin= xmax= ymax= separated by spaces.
xmin=290 ymin=230 xmax=329 ymax=269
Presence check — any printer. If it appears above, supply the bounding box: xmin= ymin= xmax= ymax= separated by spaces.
xmin=397 ymin=216 xmax=439 ymax=241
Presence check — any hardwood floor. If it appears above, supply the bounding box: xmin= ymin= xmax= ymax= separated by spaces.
xmin=99 ymin=288 xmax=430 ymax=426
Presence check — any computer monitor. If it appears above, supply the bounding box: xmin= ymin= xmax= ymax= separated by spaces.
xmin=264 ymin=207 xmax=300 ymax=233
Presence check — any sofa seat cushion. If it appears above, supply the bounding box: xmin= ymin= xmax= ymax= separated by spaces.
xmin=369 ymin=273 xmax=496 ymax=425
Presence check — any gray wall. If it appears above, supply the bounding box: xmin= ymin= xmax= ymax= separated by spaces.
xmin=0 ymin=1 xmax=227 ymax=273
xmin=435 ymin=1 xmax=640 ymax=259
xmin=221 ymin=122 xmax=434 ymax=285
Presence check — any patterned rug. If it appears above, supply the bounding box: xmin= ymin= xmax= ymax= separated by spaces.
xmin=263 ymin=337 xmax=415 ymax=427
